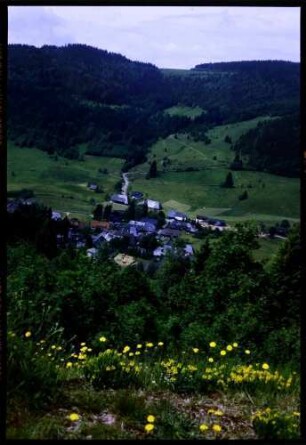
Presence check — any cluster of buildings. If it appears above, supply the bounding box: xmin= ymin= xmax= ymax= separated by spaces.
xmin=7 ymin=193 xmax=230 ymax=268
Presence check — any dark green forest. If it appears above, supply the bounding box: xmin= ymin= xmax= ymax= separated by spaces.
xmin=8 ymin=44 xmax=299 ymax=176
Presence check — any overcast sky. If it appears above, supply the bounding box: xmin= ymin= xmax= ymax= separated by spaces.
xmin=8 ymin=6 xmax=300 ymax=68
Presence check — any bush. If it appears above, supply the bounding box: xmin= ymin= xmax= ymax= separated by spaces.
xmin=252 ymin=408 xmax=300 ymax=439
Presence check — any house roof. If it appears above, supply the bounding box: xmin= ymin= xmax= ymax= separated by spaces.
xmin=146 ymin=199 xmax=161 ymax=209
xmin=111 ymin=194 xmax=129 ymax=205
xmin=114 ymin=253 xmax=137 ymax=267
xmin=158 ymin=228 xmax=180 ymax=237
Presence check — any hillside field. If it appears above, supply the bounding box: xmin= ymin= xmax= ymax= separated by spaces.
xmin=129 ymin=117 xmax=299 ymax=226
xmin=7 ymin=142 xmax=124 ymax=220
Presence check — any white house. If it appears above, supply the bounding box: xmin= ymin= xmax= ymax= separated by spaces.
xmin=147 ymin=199 xmax=162 ymax=210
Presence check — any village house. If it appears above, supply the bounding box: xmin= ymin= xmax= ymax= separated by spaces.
xmin=146 ymin=199 xmax=162 ymax=211
xmin=167 ymin=210 xmax=187 ymax=221
xmin=111 ymin=194 xmax=129 ymax=205
xmin=114 ymin=253 xmax=137 ymax=267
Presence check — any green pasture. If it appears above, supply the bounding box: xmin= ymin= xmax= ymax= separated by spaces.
xmin=7 ymin=142 xmax=124 ymax=217
xmin=164 ymin=105 xmax=205 ymax=119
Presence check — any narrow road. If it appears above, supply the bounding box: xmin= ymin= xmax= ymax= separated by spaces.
xmin=121 ymin=172 xmax=129 ymax=195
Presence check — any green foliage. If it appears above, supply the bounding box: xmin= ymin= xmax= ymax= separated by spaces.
xmin=252 ymin=408 xmax=300 ymax=440
xmin=7 ymin=332 xmax=63 ymax=409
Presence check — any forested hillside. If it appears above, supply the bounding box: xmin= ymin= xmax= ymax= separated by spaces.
xmin=8 ymin=44 xmax=300 ymax=176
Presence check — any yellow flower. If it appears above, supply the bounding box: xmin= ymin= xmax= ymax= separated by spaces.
xmin=212 ymin=424 xmax=222 ymax=433
xmin=147 ymin=415 xmax=155 ymax=423
xmin=226 ymin=345 xmax=233 ymax=351
xmin=245 ymin=349 xmax=251 ymax=355
xmin=193 ymin=348 xmax=199 ymax=353
xmin=209 ymin=341 xmax=216 ymax=348
xmin=128 ymin=352 xmax=134 ymax=356
xmin=68 ymin=413 xmax=80 ymax=422
xmin=99 ymin=336 xmax=107 ymax=342
xmin=136 ymin=344 xmax=142 ymax=349
xmin=262 ymin=363 xmax=269 ymax=370
xmin=158 ymin=342 xmax=164 ymax=346
xmin=66 ymin=362 xmax=73 ymax=368
xmin=25 ymin=331 xmax=32 ymax=338
xmin=220 ymin=350 xmax=226 ymax=356
xmin=233 ymin=342 xmax=238 ymax=347
xmin=135 ymin=351 xmax=141 ymax=355
xmin=199 ymin=423 xmax=209 ymax=432
xmin=146 ymin=342 xmax=154 ymax=348
xmin=80 ymin=342 xmax=86 ymax=346
xmin=80 ymin=346 xmax=88 ymax=352
xmin=214 ymin=409 xmax=224 ymax=416
xmin=123 ymin=346 xmax=130 ymax=353
xmin=144 ymin=423 xmax=154 ymax=433
xmin=208 ymin=357 xmax=214 ymax=363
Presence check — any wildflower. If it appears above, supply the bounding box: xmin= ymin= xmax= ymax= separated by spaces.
xmin=220 ymin=350 xmax=226 ymax=356
xmin=233 ymin=342 xmax=238 ymax=347
xmin=245 ymin=349 xmax=251 ymax=355
xmin=209 ymin=341 xmax=216 ymax=348
xmin=68 ymin=413 xmax=80 ymax=422
xmin=145 ymin=423 xmax=154 ymax=433
xmin=57 ymin=346 xmax=63 ymax=351
xmin=226 ymin=345 xmax=233 ymax=351
xmin=88 ymin=348 xmax=92 ymax=352
xmin=80 ymin=346 xmax=88 ymax=352
xmin=147 ymin=415 xmax=155 ymax=423
xmin=80 ymin=342 xmax=86 ymax=346
xmin=66 ymin=362 xmax=73 ymax=368
xmin=199 ymin=423 xmax=209 ymax=432
xmin=99 ymin=336 xmax=107 ymax=342
xmin=262 ymin=363 xmax=269 ymax=370
xmin=193 ymin=348 xmax=199 ymax=353
xmin=212 ymin=424 xmax=222 ymax=433
xmin=135 ymin=351 xmax=141 ymax=355
xmin=136 ymin=344 xmax=142 ymax=349
xmin=25 ymin=331 xmax=31 ymax=338
xmin=51 ymin=345 xmax=57 ymax=349
xmin=214 ymin=409 xmax=224 ymax=416
xmin=123 ymin=346 xmax=130 ymax=353
xmin=146 ymin=342 xmax=154 ymax=348
xmin=129 ymin=352 xmax=134 ymax=357
xmin=208 ymin=357 xmax=214 ymax=363
xmin=158 ymin=342 xmax=164 ymax=346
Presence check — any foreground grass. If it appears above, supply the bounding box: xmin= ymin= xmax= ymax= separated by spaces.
xmin=7 ymin=333 xmax=300 ymax=440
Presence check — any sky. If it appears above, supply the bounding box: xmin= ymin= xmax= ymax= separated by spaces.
xmin=8 ymin=6 xmax=300 ymax=69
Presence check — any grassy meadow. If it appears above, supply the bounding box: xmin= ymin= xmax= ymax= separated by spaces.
xmin=130 ymin=116 xmax=299 ymax=226
xmin=164 ymin=105 xmax=205 ymax=119
xmin=7 ymin=142 xmax=124 ymax=220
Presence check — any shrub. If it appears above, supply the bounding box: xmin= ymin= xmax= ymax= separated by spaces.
xmin=252 ymin=408 xmax=300 ymax=439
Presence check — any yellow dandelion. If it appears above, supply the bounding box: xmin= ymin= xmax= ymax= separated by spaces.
xmin=214 ymin=409 xmax=224 ymax=416
xmin=25 ymin=331 xmax=32 ymax=338
xmin=226 ymin=345 xmax=233 ymax=351
xmin=99 ymin=336 xmax=107 ymax=342
xmin=66 ymin=362 xmax=73 ymax=368
xmin=262 ymin=363 xmax=269 ymax=370
xmin=199 ymin=423 xmax=209 ymax=432
xmin=68 ymin=413 xmax=80 ymax=422
xmin=193 ymin=348 xmax=199 ymax=353
xmin=146 ymin=342 xmax=154 ymax=348
xmin=220 ymin=350 xmax=226 ymax=356
xmin=233 ymin=342 xmax=238 ymax=347
xmin=158 ymin=342 xmax=164 ymax=346
xmin=212 ymin=424 xmax=222 ymax=433
xmin=129 ymin=352 xmax=134 ymax=356
xmin=135 ymin=351 xmax=141 ymax=355
xmin=245 ymin=349 xmax=251 ymax=355
xmin=80 ymin=342 xmax=86 ymax=346
xmin=136 ymin=344 xmax=142 ymax=349
xmin=208 ymin=357 xmax=214 ymax=363
xmin=209 ymin=341 xmax=216 ymax=348
xmin=51 ymin=345 xmax=57 ymax=349
xmin=123 ymin=346 xmax=130 ymax=353
xmin=147 ymin=415 xmax=155 ymax=423
xmin=144 ymin=423 xmax=154 ymax=433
